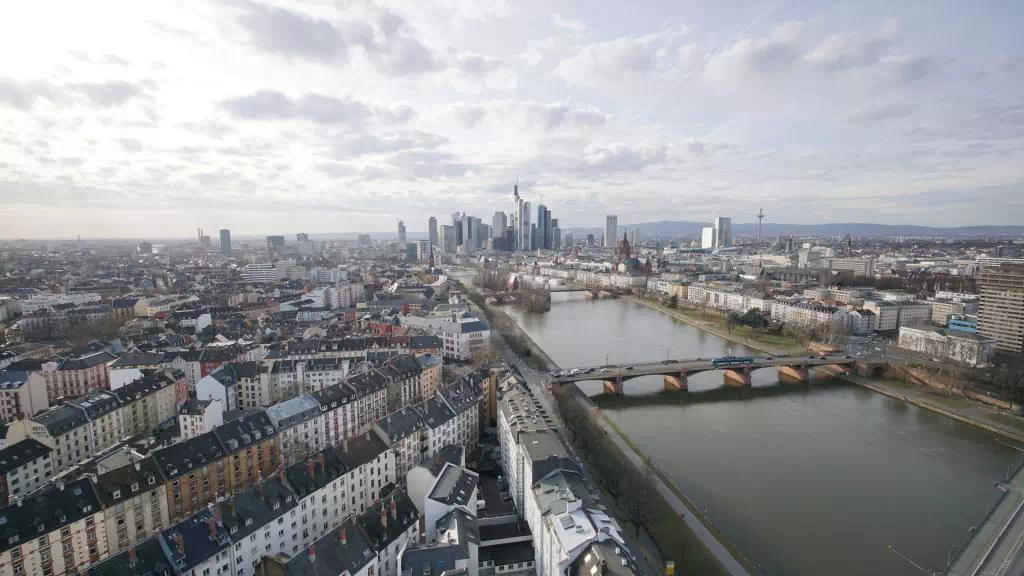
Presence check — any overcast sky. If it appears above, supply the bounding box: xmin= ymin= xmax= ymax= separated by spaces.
xmin=1 ymin=0 xmax=1022 ymax=239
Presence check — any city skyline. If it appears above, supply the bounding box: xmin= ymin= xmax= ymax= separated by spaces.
xmin=0 ymin=1 xmax=1022 ymax=239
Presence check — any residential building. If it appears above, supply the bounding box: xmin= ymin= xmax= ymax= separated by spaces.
xmin=198 ymin=363 xmax=256 ymax=412
xmin=217 ymin=411 xmax=280 ymax=496
xmin=348 ymin=371 xmax=389 ymax=431
xmin=400 ymin=316 xmax=490 ymax=362
xmin=5 ymin=404 xmax=93 ymax=473
xmin=417 ymin=355 xmax=443 ymax=399
xmin=360 ymin=489 xmax=420 ymax=576
xmin=439 ymin=377 xmax=482 ymax=451
xmin=0 ymin=368 xmax=49 ymax=423
xmin=0 ymin=438 xmax=53 ymax=503
xmin=896 ymin=301 xmax=932 ymax=328
xmin=312 ymin=381 xmax=360 ymax=448
xmin=19 ymin=292 xmax=102 ymax=314
xmin=374 ymin=406 xmax=427 ymax=480
xmin=497 ymin=383 xmax=558 ymax=513
xmin=95 ymin=457 xmax=169 ymax=553
xmin=419 ymin=397 xmax=456 ymax=464
xmin=0 ymin=479 xmax=108 ymax=576
xmin=827 ymin=256 xmax=875 ymax=278
xmin=40 ymin=351 xmax=116 ymax=400
xmin=152 ymin=431 xmax=229 ymax=522
xmin=979 ymin=263 xmax=1024 ymax=353
xmin=863 ymin=300 xmax=899 ymax=332
xmin=337 ymin=431 xmax=397 ymax=516
xmin=108 ymin=351 xmax=167 ymax=390
xmin=422 ymin=463 xmax=479 ymax=542
xmin=160 ymin=507 xmax=234 ymax=576
xmin=267 ymin=395 xmax=325 ymax=466
xmin=220 ymin=472 xmax=297 ymax=576
xmin=265 ymin=516 xmax=378 ymax=576
xmin=180 ymin=398 xmax=223 ymax=440
xmin=380 ymin=354 xmax=429 ymax=411
xmin=111 ymin=369 xmax=182 ymax=437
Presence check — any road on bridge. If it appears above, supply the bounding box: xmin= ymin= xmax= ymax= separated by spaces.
xmin=549 ymin=354 xmax=856 ymax=385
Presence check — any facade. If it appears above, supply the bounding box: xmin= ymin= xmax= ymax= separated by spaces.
xmin=197 ymin=362 xmax=255 ymax=412
xmin=40 ymin=351 xmax=115 ymax=400
xmin=267 ymin=395 xmax=326 ymax=466
xmin=979 ymin=263 xmax=1024 ymax=353
xmin=95 ymin=458 xmax=169 ymax=554
xmin=152 ymin=431 xmax=230 ymax=522
xmin=713 ymin=216 xmax=731 ymax=248
xmin=220 ymin=229 xmax=232 ymax=255
xmin=374 ymin=406 xmax=427 ymax=480
xmin=863 ymin=300 xmax=899 ymax=331
xmin=312 ymin=381 xmax=360 ymax=449
xmin=214 ymin=411 xmax=280 ymax=499
xmin=111 ymin=369 xmax=182 ymax=437
xmin=896 ymin=301 xmax=932 ymax=328
xmin=827 ymin=256 xmax=875 ymax=278
xmin=179 ymin=398 xmax=223 ymax=440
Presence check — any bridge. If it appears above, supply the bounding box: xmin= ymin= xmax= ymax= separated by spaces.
xmin=549 ymin=354 xmax=858 ymax=395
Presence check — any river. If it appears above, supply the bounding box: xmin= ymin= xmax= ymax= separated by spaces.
xmin=504 ymin=292 xmax=1019 ymax=576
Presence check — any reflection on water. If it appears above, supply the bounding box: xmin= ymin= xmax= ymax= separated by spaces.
xmin=505 ymin=296 xmax=1018 ymax=576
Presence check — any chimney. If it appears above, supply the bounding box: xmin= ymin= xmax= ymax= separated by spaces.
xmin=128 ymin=546 xmax=138 ymax=568
xmin=207 ymin=515 xmax=217 ymax=539
xmin=279 ymin=466 xmax=287 ymax=487
xmin=380 ymin=507 xmax=388 ymax=529
xmin=307 ymin=544 xmax=317 ymax=564
xmin=390 ymin=496 xmax=397 ymax=519
xmin=306 ymin=459 xmax=315 ymax=478
xmin=317 ymin=453 xmax=326 ymax=473
xmin=600 ymin=560 xmax=608 ymax=576
xmin=175 ymin=532 xmax=185 ymax=554
xmin=340 ymin=528 xmax=347 ymax=545
xmin=134 ymin=461 xmax=141 ymax=471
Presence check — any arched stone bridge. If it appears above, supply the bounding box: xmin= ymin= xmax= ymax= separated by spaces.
xmin=548 ymin=354 xmax=861 ymax=395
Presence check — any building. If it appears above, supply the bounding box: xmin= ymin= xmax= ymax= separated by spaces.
xmin=827 ymin=256 xmax=875 ymax=278
xmin=0 ymin=368 xmax=49 ymax=423
xmin=496 ymin=382 xmax=558 ymax=513
xmin=0 ymin=478 xmax=108 ymax=576
xmin=267 ymin=235 xmax=286 ymax=251
xmin=604 ymin=216 xmax=617 ymax=249
xmin=179 ymin=398 xmax=223 ymax=440
xmin=160 ymin=506 xmax=233 ymax=576
xmin=398 ymin=221 xmax=407 ymax=245
xmin=895 ymin=301 xmax=932 ymax=328
xmin=112 ymin=369 xmax=183 ymax=437
xmin=217 ymin=472 xmax=296 ymax=576
xmin=152 ymin=431 xmax=230 ymax=522
xmin=267 ymin=516 xmax=378 ymax=576
xmin=0 ymin=438 xmax=53 ymax=503
xmin=713 ymin=216 xmax=731 ymax=248
xmin=243 ymin=263 xmax=278 ymax=283
xmin=267 ymin=395 xmax=325 ymax=466
xmin=897 ymin=326 xmax=998 ymax=367
xmin=40 ymin=351 xmax=116 ymax=400
xmin=400 ymin=316 xmax=490 ymax=362
xmin=220 ymin=229 xmax=232 ymax=255
xmin=95 ymin=457 xmax=170 ymax=553
xmin=429 ymin=217 xmax=438 ymax=249
xmin=214 ymin=410 xmax=280 ymax=497
xmin=979 ymin=263 xmax=1024 ymax=353
xmin=197 ymin=362 xmax=256 ymax=412
xmin=537 ymin=205 xmax=549 ymax=251
xmin=360 ymin=489 xmax=419 ymax=576
xmin=438 ymin=377 xmax=482 ymax=451
xmin=375 ymin=406 xmax=427 ymax=479
xmin=863 ymin=300 xmax=899 ymax=332
xmin=701 ymin=226 xmax=716 ymax=250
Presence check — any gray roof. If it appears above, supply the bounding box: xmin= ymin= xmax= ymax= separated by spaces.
xmin=338 ymin=430 xmax=389 ymax=471
xmin=479 ymin=541 xmax=534 ymax=568
xmin=376 ymin=406 xmax=426 ymax=442
xmin=0 ymin=478 xmax=101 ymax=554
xmin=95 ymin=457 xmax=163 ymax=507
xmin=67 ymin=389 xmax=121 ymax=420
xmin=152 ymin=431 xmax=225 ymax=480
xmin=458 ymin=319 xmax=488 ymax=333
xmin=266 ymin=395 xmax=321 ymax=430
xmin=284 ymin=447 xmax=349 ymax=500
xmin=110 ymin=352 xmax=165 ymax=368
xmin=32 ymin=404 xmax=88 ymax=436
xmin=402 ymin=543 xmax=469 ymax=576
xmin=419 ymin=396 xmax=455 ymax=430
xmin=359 ymin=489 xmax=419 ymax=552
xmin=112 ymin=369 xmax=179 ymax=404
xmin=311 ymin=381 xmax=358 ymax=409
xmin=218 ymin=475 xmax=296 ymax=541
xmin=0 ymin=438 xmax=52 ymax=474
xmin=0 ymin=370 xmax=30 ymax=391
xmin=440 ymin=378 xmax=482 ymax=415
xmin=86 ymin=533 xmax=173 ymax=576
xmin=213 ymin=410 xmax=276 ymax=454
xmin=284 ymin=518 xmax=376 ymax=576
xmin=161 ymin=507 xmax=231 ymax=571
xmin=570 ymin=540 xmax=638 ymax=576
xmin=428 ymin=463 xmax=478 ymax=507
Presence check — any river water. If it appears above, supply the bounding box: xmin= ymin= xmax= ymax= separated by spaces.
xmin=504 ymin=293 xmax=1019 ymax=576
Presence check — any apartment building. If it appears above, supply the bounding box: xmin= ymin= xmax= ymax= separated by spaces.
xmin=312 ymin=382 xmax=360 ymax=448
xmin=111 ymin=369 xmax=182 ymax=437
xmin=930 ymin=299 xmax=970 ymax=327
xmin=863 ymin=300 xmax=899 ymax=331
xmin=267 ymin=395 xmax=325 ymax=466
xmin=40 ymin=351 xmax=116 ymax=400
xmin=439 ymin=378 xmax=483 ymax=451
xmin=0 ymin=439 xmax=53 ymax=503
xmin=197 ymin=362 xmax=255 ymax=412
xmin=349 ymin=371 xmax=389 ymax=430
xmin=152 ymin=431 xmax=230 ymax=522
xmin=0 ymin=478 xmax=109 ymax=576
xmin=179 ymin=398 xmax=223 ymax=440
xmin=219 ymin=472 xmax=297 ymax=576
xmin=979 ymin=263 xmax=1024 ymax=353
xmin=214 ymin=411 xmax=280 ymax=496
xmin=95 ymin=457 xmax=169 ymax=553
xmin=419 ymin=397 xmax=456 ymax=463
xmin=374 ymin=407 xmax=427 ymax=479
xmin=381 ymin=354 xmax=430 ymax=411
xmin=0 ymin=369 xmax=49 ymax=423
xmin=497 ymin=383 xmax=558 ymax=512
xmin=360 ymin=490 xmax=419 ymax=576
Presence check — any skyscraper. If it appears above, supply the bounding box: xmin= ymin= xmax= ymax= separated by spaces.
xmin=544 ymin=207 xmax=553 ymax=250
xmin=979 ymin=263 xmax=1024 ymax=353
xmin=297 ymin=232 xmax=309 ymax=242
xmin=520 ymin=201 xmax=531 ymax=251
xmin=536 ymin=204 xmax=548 ymax=250
xmin=701 ymin=227 xmax=717 ymax=249
xmin=398 ymin=220 xmax=407 ymax=244
xmin=428 ymin=217 xmax=438 ymax=248
xmin=605 ymin=216 xmax=618 ymax=248
xmin=552 ymin=219 xmax=561 ymax=251
xmin=713 ymin=216 xmax=732 ymax=248
xmin=631 ymin=227 xmax=637 ymax=248
xmin=492 ymin=211 xmax=507 ymax=248
xmin=219 ymin=229 xmax=231 ymax=256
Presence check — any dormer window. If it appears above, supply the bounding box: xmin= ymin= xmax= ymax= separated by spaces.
xmin=245 ymin=517 xmax=253 ymax=526
xmin=112 ymin=490 xmax=121 ymax=499
xmin=130 ymin=483 xmax=139 ymax=492
xmin=148 ymin=476 xmax=156 ymax=485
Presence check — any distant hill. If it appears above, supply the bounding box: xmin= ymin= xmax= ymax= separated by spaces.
xmin=566 ymin=220 xmax=1024 ymax=240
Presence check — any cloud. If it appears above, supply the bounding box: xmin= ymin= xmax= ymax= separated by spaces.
xmin=118 ymin=138 xmax=144 ymax=153
xmin=454 ymin=51 xmax=504 ymax=75
xmin=69 ymin=81 xmax=146 ymax=107
xmin=0 ymin=78 xmax=55 ymax=110
xmin=454 ymin=104 xmax=486 ymax=127
xmin=315 ymin=162 xmax=357 ymax=178
xmin=521 ymin=101 xmax=608 ymax=130
xmin=555 ymin=28 xmax=688 ymax=83
xmin=704 ymin=21 xmax=804 ymax=83
xmin=804 ymin=34 xmax=901 ymax=71
xmin=581 ymin=143 xmax=668 ymax=172
xmin=330 ymin=131 xmax=448 ymax=157
xmin=234 ymin=0 xmax=354 ymax=64
xmin=552 ymin=14 xmax=586 ymax=33
xmin=221 ymin=91 xmax=417 ymax=126
xmin=847 ymin=101 xmax=916 ymax=123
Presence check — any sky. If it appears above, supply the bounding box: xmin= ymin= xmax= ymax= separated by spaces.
xmin=0 ymin=0 xmax=1022 ymax=239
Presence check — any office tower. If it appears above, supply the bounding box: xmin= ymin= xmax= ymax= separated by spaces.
xmin=631 ymin=227 xmax=637 ymax=248
xmin=492 ymin=211 xmax=507 ymax=244
xmin=481 ymin=223 xmax=491 ymax=246
xmin=503 ymin=227 xmax=516 ymax=252
xmin=440 ymin=225 xmax=456 ymax=254
xmin=405 ymin=243 xmax=417 ymax=261
xmin=358 ymin=234 xmax=371 ymax=246
xmin=397 ymin=220 xmax=407 ymax=244
xmin=544 ymin=207 xmax=553 ymax=250
xmin=564 ymin=232 xmax=574 ymax=248
xmin=266 ymin=235 xmax=285 ymax=251
xmin=297 ymin=232 xmax=309 ymax=242
xmin=552 ymin=220 xmax=561 ymax=251
xmin=417 ymin=240 xmax=430 ymax=262
xmin=531 ymin=224 xmax=537 ymax=251
xmin=428 ymin=217 xmax=438 ymax=248
xmin=979 ymin=263 xmax=1024 ymax=353
xmin=138 ymin=241 xmax=153 ymax=254
xmin=701 ymin=227 xmax=716 ymax=249
xmin=472 ymin=217 xmax=483 ymax=249
xmin=605 ymin=216 xmax=618 ymax=248
xmin=219 ymin=229 xmax=231 ymax=255
xmin=587 ymin=234 xmax=594 ymax=246
xmin=536 ymin=204 xmax=548 ymax=250
xmin=713 ymin=216 xmax=732 ymax=248
xmin=520 ymin=201 xmax=531 ymax=252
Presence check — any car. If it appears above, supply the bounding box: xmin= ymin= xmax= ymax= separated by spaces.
xmin=931 ymin=357 xmax=940 ymax=363
xmin=662 ymin=360 xmax=675 ymax=365
xmin=846 ymin=355 xmax=853 ymax=359
xmin=765 ymin=356 xmax=774 ymax=360
xmin=600 ymin=368 xmax=611 ymax=373
xmin=808 ymin=355 xmax=816 ymax=359
xmin=625 ymin=366 xmax=634 ymax=371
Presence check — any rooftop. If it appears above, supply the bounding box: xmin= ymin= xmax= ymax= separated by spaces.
xmin=0 ymin=478 xmax=101 ymax=554
xmin=151 ymin=431 xmax=225 ymax=480
xmin=95 ymin=457 xmax=163 ymax=507
xmin=428 ymin=463 xmax=479 ymax=507
xmin=0 ymin=438 xmax=52 ymax=474
xmin=213 ymin=410 xmax=276 ymax=454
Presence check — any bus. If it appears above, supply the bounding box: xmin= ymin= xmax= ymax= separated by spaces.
xmin=711 ymin=356 xmax=755 ymax=367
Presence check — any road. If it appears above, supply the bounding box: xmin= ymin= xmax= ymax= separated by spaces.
xmin=949 ymin=461 xmax=1024 ymax=576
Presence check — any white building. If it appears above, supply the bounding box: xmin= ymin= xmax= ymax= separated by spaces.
xmin=897 ymin=326 xmax=998 ymax=367
xmin=20 ymin=292 xmax=101 ymax=314
xmin=178 ymin=398 xmax=223 ymax=440
xmin=863 ymin=300 xmax=899 ymax=331
xmin=0 ymin=438 xmax=54 ymax=503
xmin=701 ymin=226 xmax=716 ymax=250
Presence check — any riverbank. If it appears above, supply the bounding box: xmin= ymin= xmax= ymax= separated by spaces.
xmin=627 ymin=296 xmax=803 ymax=356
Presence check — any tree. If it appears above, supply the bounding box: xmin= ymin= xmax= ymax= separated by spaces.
xmin=622 ymin=475 xmax=658 ymax=538
xmin=668 ymin=295 xmax=679 ymax=309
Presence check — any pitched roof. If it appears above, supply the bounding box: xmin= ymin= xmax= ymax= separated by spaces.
xmin=285 ymin=518 xmax=376 ymax=576
xmin=0 ymin=438 xmax=52 ymax=474
xmin=151 ymin=431 xmax=226 ymax=480
xmin=0 ymin=478 xmax=101 ymax=554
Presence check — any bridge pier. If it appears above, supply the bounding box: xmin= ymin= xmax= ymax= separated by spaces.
xmin=602 ymin=379 xmax=624 ymax=395
xmin=723 ymin=368 xmax=752 ymax=387
xmin=663 ymin=373 xmax=688 ymax=392
xmin=777 ymin=365 xmax=810 ymax=384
